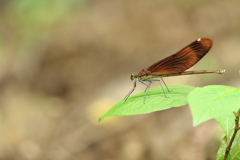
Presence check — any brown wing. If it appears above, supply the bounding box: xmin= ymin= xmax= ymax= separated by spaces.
xmin=147 ymin=38 xmax=212 ymax=74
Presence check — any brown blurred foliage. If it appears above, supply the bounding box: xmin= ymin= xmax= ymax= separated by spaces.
xmin=0 ymin=0 xmax=239 ymax=159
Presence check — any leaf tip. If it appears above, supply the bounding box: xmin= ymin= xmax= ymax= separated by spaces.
xmin=98 ymin=118 xmax=102 ymax=123
xmin=98 ymin=116 xmax=105 ymax=123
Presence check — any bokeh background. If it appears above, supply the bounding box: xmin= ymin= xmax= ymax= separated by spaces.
xmin=0 ymin=0 xmax=239 ymax=160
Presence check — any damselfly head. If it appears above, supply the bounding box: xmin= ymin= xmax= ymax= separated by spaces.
xmin=130 ymin=74 xmax=136 ymax=81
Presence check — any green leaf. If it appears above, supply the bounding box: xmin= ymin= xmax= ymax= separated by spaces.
xmin=216 ymin=114 xmax=240 ymax=160
xmin=188 ymin=85 xmax=240 ymax=126
xmin=216 ymin=113 xmax=235 ymax=136
xmin=98 ymin=85 xmax=195 ymax=122
xmin=216 ymin=133 xmax=240 ymax=160
xmin=216 ymin=136 xmax=228 ymax=160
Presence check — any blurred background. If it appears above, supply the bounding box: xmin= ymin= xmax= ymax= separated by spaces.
xmin=0 ymin=0 xmax=239 ymax=159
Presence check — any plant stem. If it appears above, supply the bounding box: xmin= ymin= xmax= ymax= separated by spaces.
xmin=223 ymin=109 xmax=240 ymax=160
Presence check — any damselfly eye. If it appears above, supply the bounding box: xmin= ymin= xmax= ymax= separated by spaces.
xmin=130 ymin=74 xmax=135 ymax=81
